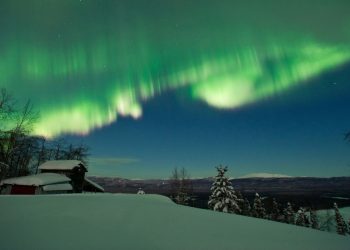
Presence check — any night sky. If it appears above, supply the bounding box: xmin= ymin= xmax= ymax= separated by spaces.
xmin=1 ymin=0 xmax=350 ymax=178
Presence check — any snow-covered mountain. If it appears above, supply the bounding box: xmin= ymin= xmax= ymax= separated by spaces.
xmin=0 ymin=194 xmax=349 ymax=250
xmin=237 ymin=172 xmax=292 ymax=179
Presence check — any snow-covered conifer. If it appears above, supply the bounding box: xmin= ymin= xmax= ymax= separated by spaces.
xmin=208 ymin=166 xmax=240 ymax=214
xmin=242 ymin=198 xmax=252 ymax=216
xmin=295 ymin=207 xmax=306 ymax=226
xmin=334 ymin=202 xmax=347 ymax=235
xmin=270 ymin=198 xmax=280 ymax=221
xmin=310 ymin=209 xmax=319 ymax=229
xmin=252 ymin=193 xmax=266 ymax=219
xmin=283 ymin=202 xmax=295 ymax=224
xmin=235 ymin=190 xmax=245 ymax=214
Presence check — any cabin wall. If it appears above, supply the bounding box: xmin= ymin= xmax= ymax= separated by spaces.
xmin=0 ymin=185 xmax=72 ymax=195
xmin=10 ymin=185 xmax=36 ymax=195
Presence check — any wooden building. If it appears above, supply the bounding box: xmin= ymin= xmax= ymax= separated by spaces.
xmin=0 ymin=160 xmax=104 ymax=194
xmin=0 ymin=173 xmax=72 ymax=195
xmin=39 ymin=160 xmax=87 ymax=193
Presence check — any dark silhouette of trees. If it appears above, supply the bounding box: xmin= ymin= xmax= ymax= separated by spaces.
xmin=0 ymin=88 xmax=89 ymax=180
xmin=0 ymin=89 xmax=38 ymax=179
xmin=270 ymin=198 xmax=281 ymax=221
xmin=170 ymin=167 xmax=193 ymax=205
xmin=310 ymin=209 xmax=319 ymax=229
xmin=242 ymin=198 xmax=252 ymax=216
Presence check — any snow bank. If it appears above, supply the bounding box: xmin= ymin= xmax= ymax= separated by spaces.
xmin=42 ymin=183 xmax=73 ymax=191
xmin=39 ymin=160 xmax=84 ymax=170
xmin=0 ymin=194 xmax=349 ymax=250
xmin=0 ymin=173 xmax=70 ymax=186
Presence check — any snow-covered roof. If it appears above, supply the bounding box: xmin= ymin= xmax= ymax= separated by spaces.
xmin=43 ymin=183 xmax=73 ymax=191
xmin=0 ymin=173 xmax=70 ymax=186
xmin=84 ymin=178 xmax=104 ymax=192
xmin=39 ymin=160 xmax=86 ymax=171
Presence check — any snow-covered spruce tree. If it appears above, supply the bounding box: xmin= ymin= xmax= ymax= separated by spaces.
xmin=283 ymin=202 xmax=295 ymax=224
xmin=310 ymin=209 xmax=319 ymax=229
xmin=334 ymin=202 xmax=348 ymax=235
xmin=270 ymin=198 xmax=280 ymax=221
xmin=295 ymin=207 xmax=305 ymax=226
xmin=242 ymin=198 xmax=252 ymax=216
xmin=252 ymin=193 xmax=266 ymax=219
xmin=235 ymin=190 xmax=245 ymax=214
xmin=208 ymin=166 xmax=240 ymax=214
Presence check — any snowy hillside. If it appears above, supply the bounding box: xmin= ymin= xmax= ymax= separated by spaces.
xmin=0 ymin=194 xmax=349 ymax=250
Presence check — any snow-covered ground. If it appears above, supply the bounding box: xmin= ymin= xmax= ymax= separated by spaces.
xmin=0 ymin=194 xmax=349 ymax=250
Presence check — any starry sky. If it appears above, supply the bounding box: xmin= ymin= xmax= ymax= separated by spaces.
xmin=1 ymin=0 xmax=350 ymax=178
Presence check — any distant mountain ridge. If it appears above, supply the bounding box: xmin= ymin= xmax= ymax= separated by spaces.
xmin=88 ymin=176 xmax=350 ymax=199
xmin=237 ymin=172 xmax=292 ymax=179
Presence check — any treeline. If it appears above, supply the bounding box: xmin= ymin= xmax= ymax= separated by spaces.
xmin=0 ymin=88 xmax=88 ymax=180
xmin=169 ymin=167 xmax=193 ymax=205
xmin=207 ymin=165 xmax=350 ymax=236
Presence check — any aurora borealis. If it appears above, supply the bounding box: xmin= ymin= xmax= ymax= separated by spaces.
xmin=1 ymin=0 xmax=350 ymax=177
xmin=1 ymin=0 xmax=350 ymax=137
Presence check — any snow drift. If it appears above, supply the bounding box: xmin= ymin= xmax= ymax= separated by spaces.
xmin=0 ymin=194 xmax=349 ymax=250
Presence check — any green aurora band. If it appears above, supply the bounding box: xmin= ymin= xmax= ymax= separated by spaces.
xmin=1 ymin=0 xmax=350 ymax=137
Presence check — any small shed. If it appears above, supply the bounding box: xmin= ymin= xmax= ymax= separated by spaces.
xmin=39 ymin=160 xmax=87 ymax=193
xmin=0 ymin=173 xmax=72 ymax=195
